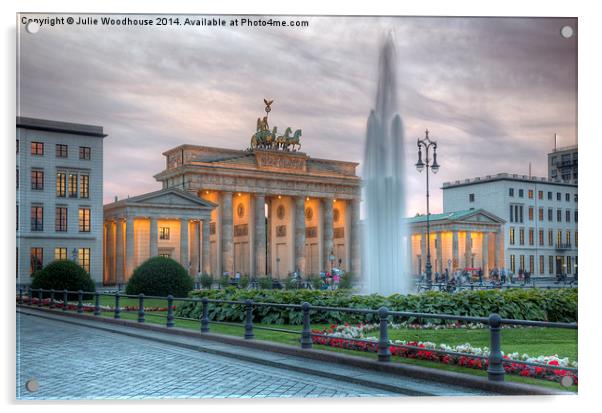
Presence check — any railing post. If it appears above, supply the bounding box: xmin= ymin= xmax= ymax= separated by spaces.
xmin=37 ymin=288 xmax=43 ymax=308
xmin=138 ymin=294 xmax=145 ymax=323
xmin=301 ymin=302 xmax=312 ymax=349
xmin=166 ymin=295 xmax=174 ymax=327
xmin=94 ymin=292 xmax=101 ymax=316
xmin=244 ymin=299 xmax=254 ymax=339
xmin=487 ymin=313 xmax=505 ymax=381
xmin=63 ymin=289 xmax=68 ymax=311
xmin=377 ymin=306 xmax=391 ymax=362
xmin=200 ymin=297 xmax=210 ymax=332
xmin=18 ymin=288 xmax=23 ymax=305
xmin=50 ymin=289 xmax=55 ymax=308
xmin=77 ymin=290 xmax=84 ymax=313
xmin=114 ymin=292 xmax=121 ymax=319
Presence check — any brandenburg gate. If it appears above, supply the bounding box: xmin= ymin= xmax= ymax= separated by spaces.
xmin=153 ymin=102 xmax=361 ymax=279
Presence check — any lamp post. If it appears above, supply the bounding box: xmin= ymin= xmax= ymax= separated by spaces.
xmin=415 ymin=129 xmax=440 ymax=286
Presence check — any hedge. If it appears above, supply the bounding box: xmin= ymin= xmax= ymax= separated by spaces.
xmin=174 ymin=288 xmax=577 ymax=325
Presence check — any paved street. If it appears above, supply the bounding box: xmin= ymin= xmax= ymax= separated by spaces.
xmin=16 ymin=313 xmax=398 ymax=400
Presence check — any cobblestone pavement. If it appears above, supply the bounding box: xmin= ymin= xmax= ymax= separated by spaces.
xmin=17 ymin=313 xmax=398 ymax=400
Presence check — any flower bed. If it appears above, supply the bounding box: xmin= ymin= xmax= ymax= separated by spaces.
xmin=17 ymin=296 xmax=172 ymax=312
xmin=312 ymin=323 xmax=578 ymax=385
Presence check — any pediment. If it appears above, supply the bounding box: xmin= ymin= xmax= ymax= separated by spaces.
xmin=459 ymin=209 xmax=505 ymax=224
xmin=127 ymin=188 xmax=216 ymax=209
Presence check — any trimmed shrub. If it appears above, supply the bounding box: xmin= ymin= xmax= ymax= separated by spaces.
xmin=219 ymin=275 xmax=230 ymax=289
xmin=175 ymin=288 xmax=578 ymax=325
xmin=239 ymin=276 xmax=250 ymax=289
xmin=200 ymin=273 xmax=213 ymax=289
xmin=30 ymin=260 xmax=95 ymax=301
xmin=258 ymin=277 xmax=272 ymax=289
xmin=125 ymin=257 xmax=192 ymax=298
xmin=338 ymin=272 xmax=353 ymax=290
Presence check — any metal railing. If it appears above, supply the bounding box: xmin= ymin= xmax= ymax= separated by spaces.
xmin=17 ymin=287 xmax=577 ymax=383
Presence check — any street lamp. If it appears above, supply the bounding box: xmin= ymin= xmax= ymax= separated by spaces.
xmin=416 ymin=129 xmax=440 ymax=286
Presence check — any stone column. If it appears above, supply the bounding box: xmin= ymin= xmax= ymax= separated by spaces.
xmin=420 ymin=230 xmax=427 ymax=273
xmin=190 ymin=221 xmax=199 ymax=276
xmin=294 ymin=197 xmax=306 ymax=277
xmin=149 ymin=216 xmax=158 ymax=258
xmin=115 ymin=218 xmax=124 ymax=284
xmin=125 ymin=216 xmax=135 ymax=280
xmin=465 ymin=230 xmax=472 ymax=268
xmin=254 ymin=194 xmax=266 ymax=277
xmin=266 ymin=199 xmax=272 ymax=276
xmin=180 ymin=219 xmax=189 ymax=273
xmin=201 ymin=219 xmax=211 ymax=275
xmin=495 ymin=229 xmax=502 ymax=268
xmin=349 ymin=198 xmax=361 ymax=276
xmin=322 ymin=197 xmax=334 ymax=272
xmin=436 ymin=232 xmax=443 ymax=273
xmin=452 ymin=230 xmax=459 ymax=270
xmin=221 ymin=191 xmax=234 ymax=275
xmin=482 ymin=232 xmax=490 ymax=273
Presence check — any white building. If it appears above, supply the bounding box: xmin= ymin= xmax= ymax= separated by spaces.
xmin=442 ymin=173 xmax=578 ymax=277
xmin=548 ymin=144 xmax=578 ymax=184
xmin=16 ymin=117 xmax=106 ymax=285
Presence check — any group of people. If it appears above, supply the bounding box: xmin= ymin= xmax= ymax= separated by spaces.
xmin=422 ymin=265 xmax=536 ymax=288
xmin=318 ymin=270 xmax=342 ymax=290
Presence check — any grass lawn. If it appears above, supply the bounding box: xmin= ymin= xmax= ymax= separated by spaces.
xmin=91 ymin=307 xmax=577 ymax=393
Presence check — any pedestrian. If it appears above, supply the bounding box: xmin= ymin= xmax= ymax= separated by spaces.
xmin=333 ymin=273 xmax=340 ymax=290
xmin=478 ymin=268 xmax=483 ymax=284
xmin=444 ymin=268 xmax=449 ymax=284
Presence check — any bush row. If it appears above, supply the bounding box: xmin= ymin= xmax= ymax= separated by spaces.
xmin=174 ymin=287 xmax=577 ymax=325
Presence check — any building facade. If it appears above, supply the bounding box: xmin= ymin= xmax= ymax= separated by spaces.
xmin=443 ymin=173 xmax=578 ymax=276
xmin=406 ymin=209 xmax=505 ymax=276
xmin=102 ymin=189 xmax=215 ymax=284
xmin=152 ymin=144 xmax=361 ymax=280
xmin=16 ymin=117 xmax=106 ymax=285
xmin=548 ymin=145 xmax=578 ymax=184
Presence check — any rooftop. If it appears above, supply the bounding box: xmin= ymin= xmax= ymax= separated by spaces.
xmin=442 ymin=172 xmax=577 ymax=189
xmin=16 ymin=116 xmax=106 ymax=138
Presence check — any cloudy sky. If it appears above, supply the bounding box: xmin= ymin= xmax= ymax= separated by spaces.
xmin=17 ymin=15 xmax=577 ymax=214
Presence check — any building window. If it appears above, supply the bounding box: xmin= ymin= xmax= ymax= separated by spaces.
xmin=509 ymin=205 xmax=513 ymax=222
xmin=16 ymin=169 xmax=19 ymax=188
xmin=538 ymin=207 xmax=544 ymax=221
xmin=31 ymin=170 xmax=44 ymax=190
xmin=55 ymin=207 xmax=68 ymax=232
xmin=519 ymin=255 xmax=525 ymax=272
xmin=509 ymin=227 xmax=515 ymax=245
xmin=79 ymin=146 xmax=91 ymax=160
xmin=80 ymin=175 xmax=89 ymax=199
xmin=539 ymin=229 xmax=544 ymax=246
xmin=557 ymin=230 xmax=562 ymax=246
xmin=16 ymin=205 xmax=18 ymax=230
xmin=548 ymin=208 xmax=553 ymax=222
xmin=539 ymin=255 xmax=545 ymax=274
xmin=528 ymin=207 xmax=533 ymax=221
xmin=159 ymin=253 xmax=171 ymax=258
xmin=565 ymin=193 xmax=570 ymax=202
xmin=575 ymin=231 xmax=578 ymax=247
xmin=469 ymin=193 xmax=475 ymax=202
xmin=30 ymin=206 xmax=43 ymax=231
xmin=510 ymin=255 xmax=516 ymax=273
xmin=509 ymin=188 xmax=514 ymax=197
xmin=566 ymin=231 xmax=571 ymax=246
xmin=519 ymin=228 xmax=525 ymax=245
xmin=519 ymin=206 xmax=523 ymax=223
xmin=78 ymin=248 xmax=91 ymax=273
xmin=56 ymin=144 xmax=68 ymax=158
xmin=55 ymin=247 xmax=67 ymax=260
xmin=538 ymin=190 xmax=543 ymax=200
xmin=56 ymin=173 xmax=66 ymax=197
xmin=528 ymin=228 xmax=534 ymax=246
xmin=565 ymin=210 xmax=571 ymax=222
xmin=30 ymin=248 xmax=43 ymax=274
xmin=78 ymin=208 xmax=91 ymax=232
xmin=549 ymin=256 xmax=554 ymax=274
xmin=574 ymin=194 xmax=578 ymax=202
xmin=518 ymin=189 xmax=524 ymax=198
xmin=556 ymin=192 xmax=561 ymax=201
xmin=159 ymin=227 xmax=170 ymax=240
xmin=548 ymin=229 xmax=553 ymax=246
xmin=31 ymin=142 xmax=44 ymax=156
xmin=567 ymin=256 xmax=572 ymax=274
xmin=557 ymin=209 xmax=562 ymax=222
xmin=528 ymin=190 xmax=534 ymax=199
xmin=16 ymin=139 xmax=19 ymax=153
xmin=529 ymin=255 xmax=534 ymax=273
xmin=69 ymin=174 xmax=78 ymax=198
xmin=547 ymin=191 xmax=552 ymax=200
xmin=574 ymin=210 xmax=578 ymax=222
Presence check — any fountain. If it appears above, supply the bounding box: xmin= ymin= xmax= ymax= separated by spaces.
xmin=362 ymin=35 xmax=410 ymax=295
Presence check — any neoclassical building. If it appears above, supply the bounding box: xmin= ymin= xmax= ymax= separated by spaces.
xmin=103 ymin=189 xmax=215 ymax=284
xmin=407 ymin=209 xmax=506 ymax=275
xmin=153 ymin=145 xmax=361 ymax=280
